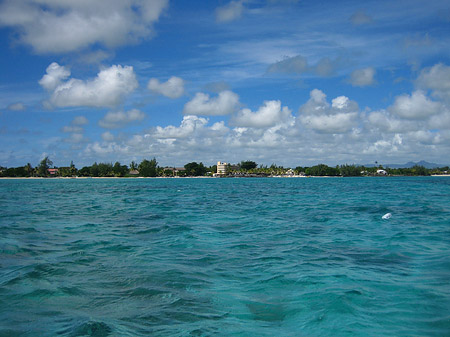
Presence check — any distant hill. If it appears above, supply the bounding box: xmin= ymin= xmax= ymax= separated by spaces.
xmin=369 ymin=161 xmax=447 ymax=169
xmin=374 ymin=160 xmax=446 ymax=169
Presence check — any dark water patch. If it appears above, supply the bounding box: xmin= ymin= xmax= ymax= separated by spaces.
xmin=0 ymin=329 xmax=25 ymax=337
xmin=245 ymin=301 xmax=287 ymax=322
xmin=98 ymin=243 xmax=135 ymax=253
xmin=120 ymin=287 xmax=167 ymax=299
xmin=70 ymin=321 xmax=112 ymax=337
xmin=59 ymin=286 xmax=86 ymax=296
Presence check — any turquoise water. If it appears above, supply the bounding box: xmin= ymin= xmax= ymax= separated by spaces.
xmin=0 ymin=177 xmax=449 ymax=336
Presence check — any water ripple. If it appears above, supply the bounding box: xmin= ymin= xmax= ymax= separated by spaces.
xmin=0 ymin=177 xmax=449 ymax=336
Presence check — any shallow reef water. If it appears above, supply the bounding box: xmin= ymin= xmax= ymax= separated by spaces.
xmin=0 ymin=177 xmax=449 ymax=336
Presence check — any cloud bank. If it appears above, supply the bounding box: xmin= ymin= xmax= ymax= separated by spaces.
xmin=0 ymin=0 xmax=169 ymax=53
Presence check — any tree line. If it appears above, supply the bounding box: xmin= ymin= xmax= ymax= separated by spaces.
xmin=0 ymin=157 xmax=210 ymax=178
xmin=0 ymin=157 xmax=448 ymax=177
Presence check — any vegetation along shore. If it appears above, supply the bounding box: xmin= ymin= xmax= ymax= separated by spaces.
xmin=1 ymin=157 xmax=449 ymax=178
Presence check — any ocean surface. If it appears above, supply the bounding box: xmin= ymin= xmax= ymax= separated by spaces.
xmin=0 ymin=177 xmax=449 ymax=336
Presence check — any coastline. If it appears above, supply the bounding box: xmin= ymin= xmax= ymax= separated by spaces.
xmin=1 ymin=174 xmax=449 ymax=180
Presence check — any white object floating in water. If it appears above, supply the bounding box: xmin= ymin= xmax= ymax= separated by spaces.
xmin=382 ymin=212 xmax=392 ymax=220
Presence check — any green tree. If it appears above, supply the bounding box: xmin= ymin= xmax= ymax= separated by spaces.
xmin=37 ymin=157 xmax=53 ymax=177
xmin=130 ymin=161 xmax=138 ymax=171
xmin=411 ymin=165 xmax=429 ymax=176
xmin=339 ymin=164 xmax=362 ymax=177
xmin=24 ymin=163 xmax=34 ymax=177
xmin=139 ymin=158 xmax=158 ymax=177
xmin=240 ymin=160 xmax=257 ymax=171
xmin=184 ymin=162 xmax=207 ymax=176
xmin=90 ymin=162 xmax=99 ymax=177
xmin=78 ymin=166 xmax=91 ymax=176
xmin=98 ymin=163 xmax=113 ymax=177
xmin=113 ymin=161 xmax=128 ymax=177
xmin=305 ymin=164 xmax=339 ymax=176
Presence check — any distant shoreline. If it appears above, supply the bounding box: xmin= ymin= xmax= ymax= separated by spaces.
xmin=1 ymin=175 xmax=449 ymax=180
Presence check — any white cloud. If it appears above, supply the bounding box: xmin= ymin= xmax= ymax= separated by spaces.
xmin=99 ymin=109 xmax=145 ymax=129
xmin=61 ymin=115 xmax=89 ymax=143
xmin=72 ymin=116 xmax=89 ymax=126
xmin=148 ymin=76 xmax=185 ymax=99
xmin=232 ymin=100 xmax=293 ymax=128
xmin=429 ymin=110 xmax=450 ymax=130
xmin=154 ymin=115 xmax=209 ymax=139
xmin=40 ymin=63 xmax=138 ymax=108
xmin=367 ymin=110 xmax=420 ymax=133
xmin=416 ymin=63 xmax=450 ymax=103
xmin=301 ymin=113 xmax=358 ymax=134
xmin=216 ymin=1 xmax=245 ymax=23
xmin=348 ymin=67 xmax=376 ymax=87
xmin=102 ymin=131 xmax=115 ymax=142
xmin=299 ymin=89 xmax=359 ymax=133
xmin=62 ymin=125 xmax=83 ymax=133
xmin=183 ymin=91 xmax=240 ymax=116
xmin=39 ymin=62 xmax=71 ymax=91
xmin=0 ymin=0 xmax=169 ymax=54
xmin=363 ymin=134 xmax=403 ymax=155
xmin=7 ymin=102 xmax=26 ymax=111
xmin=65 ymin=133 xmax=86 ymax=144
xmin=389 ymin=90 xmax=441 ymax=120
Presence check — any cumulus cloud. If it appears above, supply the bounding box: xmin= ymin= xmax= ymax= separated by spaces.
xmin=148 ymin=76 xmax=185 ymax=99
xmin=40 ymin=63 xmax=138 ymax=108
xmin=183 ymin=91 xmax=240 ymax=116
xmin=367 ymin=110 xmax=420 ymax=133
xmin=416 ymin=63 xmax=450 ymax=102
xmin=65 ymin=133 xmax=86 ymax=144
xmin=363 ymin=134 xmax=403 ymax=155
xmin=72 ymin=116 xmax=89 ymax=126
xmin=349 ymin=10 xmax=373 ymax=25
xmin=0 ymin=0 xmax=169 ymax=53
xmin=389 ymin=90 xmax=441 ymax=120
xmin=99 ymin=109 xmax=145 ymax=129
xmin=39 ymin=62 xmax=71 ymax=91
xmin=299 ymin=89 xmax=359 ymax=133
xmin=102 ymin=131 xmax=115 ymax=142
xmin=232 ymin=100 xmax=293 ymax=128
xmin=154 ymin=115 xmax=209 ymax=139
xmin=429 ymin=111 xmax=450 ymax=130
xmin=216 ymin=1 xmax=245 ymax=23
xmin=348 ymin=67 xmax=376 ymax=87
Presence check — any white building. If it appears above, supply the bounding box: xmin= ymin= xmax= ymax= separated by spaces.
xmin=217 ymin=161 xmax=228 ymax=175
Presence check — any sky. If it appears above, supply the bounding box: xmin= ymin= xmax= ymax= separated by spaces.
xmin=0 ymin=0 xmax=449 ymax=168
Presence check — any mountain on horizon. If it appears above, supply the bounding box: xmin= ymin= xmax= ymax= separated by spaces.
xmin=364 ymin=160 xmax=447 ymax=169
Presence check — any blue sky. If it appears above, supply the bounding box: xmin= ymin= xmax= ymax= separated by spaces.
xmin=0 ymin=0 xmax=449 ymax=168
